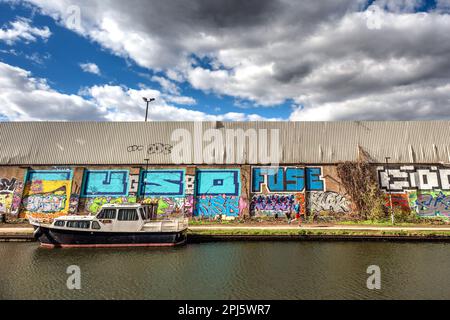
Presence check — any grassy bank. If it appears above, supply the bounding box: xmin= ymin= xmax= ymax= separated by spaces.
xmin=188 ymin=228 xmax=450 ymax=238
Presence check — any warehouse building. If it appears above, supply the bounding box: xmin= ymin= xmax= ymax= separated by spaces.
xmin=1 ymin=121 xmax=450 ymax=220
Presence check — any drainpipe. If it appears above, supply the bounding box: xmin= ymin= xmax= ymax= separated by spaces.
xmin=385 ymin=157 xmax=395 ymax=225
xmin=304 ymin=166 xmax=309 ymax=221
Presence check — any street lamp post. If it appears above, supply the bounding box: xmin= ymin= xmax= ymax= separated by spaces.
xmin=385 ymin=157 xmax=395 ymax=225
xmin=142 ymin=97 xmax=156 ymax=122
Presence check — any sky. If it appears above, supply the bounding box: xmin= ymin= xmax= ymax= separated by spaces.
xmin=0 ymin=0 xmax=450 ymax=122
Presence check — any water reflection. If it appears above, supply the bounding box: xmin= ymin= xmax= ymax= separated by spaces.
xmin=1 ymin=242 xmax=450 ymax=299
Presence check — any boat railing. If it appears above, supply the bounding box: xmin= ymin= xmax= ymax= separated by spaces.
xmin=143 ymin=218 xmax=189 ymax=232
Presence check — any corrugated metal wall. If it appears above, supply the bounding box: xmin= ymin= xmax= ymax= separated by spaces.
xmin=1 ymin=121 xmax=449 ymax=165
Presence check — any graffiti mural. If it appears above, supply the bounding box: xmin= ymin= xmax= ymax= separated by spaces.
xmin=0 ymin=178 xmax=18 ymax=213
xmin=252 ymin=167 xmax=324 ymax=193
xmin=378 ymin=166 xmax=450 ymax=218
xmin=409 ymin=191 xmax=450 ymax=217
xmin=308 ymin=192 xmax=351 ymax=214
xmin=142 ymin=196 xmax=194 ymax=218
xmin=385 ymin=193 xmax=411 ymax=213
xmin=196 ymin=195 xmax=240 ymax=217
xmin=378 ymin=166 xmax=450 ymax=192
xmin=250 ymin=193 xmax=305 ymax=217
xmin=22 ymin=170 xmax=73 ymax=218
xmin=82 ymin=170 xmax=129 ymax=197
xmin=140 ymin=170 xmax=185 ymax=197
xmin=139 ymin=170 xmax=191 ymax=217
xmin=85 ymin=196 xmax=138 ymax=214
xmin=195 ymin=170 xmax=241 ymax=217
xmin=10 ymin=180 xmax=24 ymax=216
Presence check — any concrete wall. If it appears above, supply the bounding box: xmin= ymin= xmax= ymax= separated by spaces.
xmin=1 ymin=164 xmax=449 ymax=219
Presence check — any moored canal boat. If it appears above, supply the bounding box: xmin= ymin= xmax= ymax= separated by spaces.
xmin=29 ymin=204 xmax=188 ymax=248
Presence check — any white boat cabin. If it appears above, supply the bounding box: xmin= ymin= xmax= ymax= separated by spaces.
xmin=33 ymin=204 xmax=188 ymax=233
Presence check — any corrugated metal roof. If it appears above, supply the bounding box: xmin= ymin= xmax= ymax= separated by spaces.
xmin=1 ymin=121 xmax=450 ymax=165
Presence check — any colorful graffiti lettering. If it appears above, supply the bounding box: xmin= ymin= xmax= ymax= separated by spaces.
xmin=10 ymin=181 xmax=24 ymax=216
xmin=22 ymin=170 xmax=73 ymax=218
xmin=0 ymin=178 xmax=17 ymax=193
xmin=250 ymin=194 xmax=304 ymax=217
xmin=196 ymin=195 xmax=240 ymax=217
xmin=23 ymin=194 xmax=67 ymax=213
xmin=0 ymin=194 xmax=12 ymax=213
xmin=69 ymin=194 xmax=80 ymax=214
xmin=308 ymin=192 xmax=350 ymax=213
xmin=85 ymin=196 xmax=138 ymax=214
xmin=0 ymin=178 xmax=18 ymax=213
xmin=378 ymin=166 xmax=450 ymax=192
xmin=140 ymin=170 xmax=185 ymax=197
xmin=409 ymin=191 xmax=450 ymax=217
xmin=142 ymin=196 xmax=194 ymax=217
xmin=252 ymin=167 xmax=324 ymax=193
xmin=386 ymin=193 xmax=411 ymax=212
xmin=195 ymin=170 xmax=240 ymax=217
xmin=82 ymin=170 xmax=129 ymax=197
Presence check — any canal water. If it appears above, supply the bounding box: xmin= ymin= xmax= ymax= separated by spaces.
xmin=1 ymin=241 xmax=450 ymax=300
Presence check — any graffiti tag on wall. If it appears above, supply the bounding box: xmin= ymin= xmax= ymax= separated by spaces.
xmin=143 ymin=196 xmax=194 ymax=218
xmin=22 ymin=170 xmax=73 ymax=218
xmin=127 ymin=143 xmax=173 ymax=155
xmin=85 ymin=196 xmax=138 ymax=214
xmin=379 ymin=166 xmax=450 ymax=218
xmin=252 ymin=167 xmax=325 ymax=193
xmin=140 ymin=170 xmax=185 ymax=197
xmin=409 ymin=191 xmax=450 ymax=217
xmin=378 ymin=166 xmax=450 ymax=192
xmin=0 ymin=178 xmax=17 ymax=213
xmin=308 ymin=192 xmax=351 ymax=214
xmin=196 ymin=196 xmax=240 ymax=218
xmin=195 ymin=170 xmax=241 ymax=217
xmin=250 ymin=194 xmax=304 ymax=217
xmin=82 ymin=170 xmax=129 ymax=197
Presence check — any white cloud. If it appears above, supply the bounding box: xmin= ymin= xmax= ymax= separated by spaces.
xmin=0 ymin=61 xmax=273 ymax=122
xmin=10 ymin=0 xmax=450 ymax=120
xmin=0 ymin=61 xmax=105 ymax=121
xmin=151 ymin=75 xmax=180 ymax=95
xmin=79 ymin=62 xmax=101 ymax=75
xmin=0 ymin=17 xmax=51 ymax=45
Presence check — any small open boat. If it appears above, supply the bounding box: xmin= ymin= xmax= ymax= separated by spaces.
xmin=29 ymin=204 xmax=188 ymax=248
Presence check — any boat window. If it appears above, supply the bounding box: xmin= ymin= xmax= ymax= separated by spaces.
xmin=97 ymin=209 xmax=116 ymax=220
xmin=91 ymin=221 xmax=101 ymax=230
xmin=118 ymin=209 xmax=139 ymax=221
xmin=66 ymin=221 xmax=91 ymax=229
xmin=139 ymin=207 xmax=150 ymax=220
xmin=54 ymin=220 xmax=65 ymax=227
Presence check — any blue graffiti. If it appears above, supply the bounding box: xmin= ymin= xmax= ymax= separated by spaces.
xmin=196 ymin=196 xmax=239 ymax=217
xmin=252 ymin=167 xmax=324 ymax=192
xmin=194 ymin=170 xmax=241 ymax=217
xmin=140 ymin=170 xmax=185 ymax=197
xmin=27 ymin=170 xmax=72 ymax=181
xmin=306 ymin=168 xmax=324 ymax=191
xmin=196 ymin=170 xmax=240 ymax=196
xmin=82 ymin=170 xmax=129 ymax=197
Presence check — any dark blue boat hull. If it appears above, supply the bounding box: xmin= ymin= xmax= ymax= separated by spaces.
xmin=34 ymin=226 xmax=187 ymax=248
